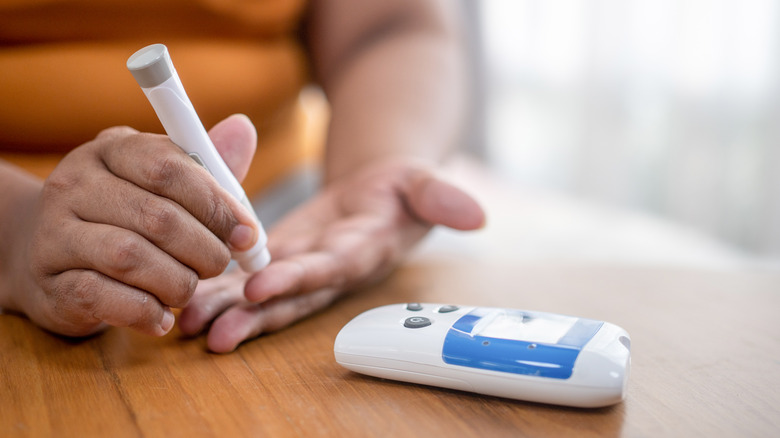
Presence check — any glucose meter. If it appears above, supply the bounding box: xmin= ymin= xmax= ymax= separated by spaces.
xmin=334 ymin=303 xmax=631 ymax=408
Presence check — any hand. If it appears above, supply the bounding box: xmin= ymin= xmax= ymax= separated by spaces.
xmin=9 ymin=115 xmax=260 ymax=337
xmin=179 ymin=159 xmax=485 ymax=352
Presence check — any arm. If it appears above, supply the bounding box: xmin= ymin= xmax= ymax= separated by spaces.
xmin=307 ymin=0 xmax=468 ymax=182
xmin=0 ymin=161 xmax=41 ymax=312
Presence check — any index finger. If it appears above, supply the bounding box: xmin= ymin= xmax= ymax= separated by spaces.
xmin=244 ymin=215 xmax=410 ymax=303
xmin=97 ymin=128 xmax=257 ymax=247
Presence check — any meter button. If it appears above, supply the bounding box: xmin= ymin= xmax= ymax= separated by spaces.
xmin=404 ymin=316 xmax=432 ymax=328
xmin=406 ymin=303 xmax=423 ymax=311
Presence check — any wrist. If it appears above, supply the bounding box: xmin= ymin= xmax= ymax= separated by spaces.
xmin=324 ymin=151 xmax=445 ymax=187
xmin=0 ymin=161 xmax=43 ymax=313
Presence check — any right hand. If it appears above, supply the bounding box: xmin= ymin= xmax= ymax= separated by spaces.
xmin=10 ymin=115 xmax=259 ymax=337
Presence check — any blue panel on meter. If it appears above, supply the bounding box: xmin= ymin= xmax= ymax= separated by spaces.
xmin=441 ymin=309 xmax=603 ymax=379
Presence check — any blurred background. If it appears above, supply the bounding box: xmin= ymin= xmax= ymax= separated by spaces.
xmin=468 ymin=0 xmax=779 ymax=259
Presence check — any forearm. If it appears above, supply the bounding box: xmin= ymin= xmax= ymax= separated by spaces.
xmin=0 ymin=160 xmax=42 ymax=312
xmin=307 ymin=0 xmax=468 ymax=184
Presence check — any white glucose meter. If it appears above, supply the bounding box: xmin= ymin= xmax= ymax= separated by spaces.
xmin=334 ymin=303 xmax=631 ymax=408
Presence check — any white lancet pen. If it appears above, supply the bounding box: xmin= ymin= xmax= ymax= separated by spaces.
xmin=126 ymin=43 xmax=271 ymax=272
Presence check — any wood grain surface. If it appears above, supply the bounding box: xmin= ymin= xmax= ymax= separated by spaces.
xmin=1 ymin=261 xmax=778 ymax=437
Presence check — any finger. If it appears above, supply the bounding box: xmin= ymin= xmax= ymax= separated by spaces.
xmin=96 ymin=128 xmax=259 ymax=251
xmin=178 ymin=269 xmax=250 ymax=335
xmin=40 ymin=221 xmax=198 ymax=308
xmin=403 ymin=170 xmax=486 ymax=230
xmin=58 ymin=168 xmax=231 ymax=279
xmin=208 ymin=114 xmax=257 ymax=182
xmin=206 ymin=287 xmax=341 ymax=353
xmin=40 ymin=269 xmax=174 ymax=337
xmin=266 ymin=232 xmax=321 ymax=261
xmin=245 ymin=216 xmax=396 ymax=303
xmin=243 ymin=254 xmax=340 ymax=302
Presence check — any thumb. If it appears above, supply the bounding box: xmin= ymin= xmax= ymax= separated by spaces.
xmin=208 ymin=114 xmax=257 ymax=182
xmin=404 ymin=170 xmax=486 ymax=231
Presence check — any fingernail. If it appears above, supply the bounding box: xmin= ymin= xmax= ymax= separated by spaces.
xmin=229 ymin=223 xmax=257 ymax=251
xmin=160 ymin=308 xmax=175 ymax=334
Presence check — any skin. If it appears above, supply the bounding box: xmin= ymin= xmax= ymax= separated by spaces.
xmin=0 ymin=0 xmax=486 ymax=352
xmin=0 ymin=116 xmax=261 ymax=337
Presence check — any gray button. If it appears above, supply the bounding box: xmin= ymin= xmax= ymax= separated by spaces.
xmin=188 ymin=153 xmax=212 ymax=174
xmin=438 ymin=305 xmax=459 ymax=313
xmin=406 ymin=303 xmax=423 ymax=311
xmin=404 ymin=316 xmax=432 ymax=328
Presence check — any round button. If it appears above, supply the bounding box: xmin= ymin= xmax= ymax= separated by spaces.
xmin=404 ymin=316 xmax=432 ymax=328
xmin=406 ymin=303 xmax=423 ymax=311
xmin=438 ymin=305 xmax=459 ymax=313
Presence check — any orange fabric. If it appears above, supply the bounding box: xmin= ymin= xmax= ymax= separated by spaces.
xmin=0 ymin=0 xmax=317 ymax=196
xmin=0 ymin=101 xmax=325 ymax=197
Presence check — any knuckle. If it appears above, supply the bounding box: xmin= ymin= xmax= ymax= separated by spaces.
xmin=214 ymin=248 xmax=232 ymax=273
xmin=200 ymin=194 xmax=236 ymax=238
xmin=202 ymin=247 xmax=232 ymax=279
xmin=50 ymin=270 xmax=103 ymax=321
xmin=96 ymin=125 xmax=138 ymax=140
xmin=144 ymin=155 xmax=186 ymax=193
xmin=188 ymin=245 xmax=231 ymax=280
xmin=43 ymin=169 xmax=82 ymax=198
xmin=183 ymin=269 xmax=199 ymax=297
xmin=122 ymin=293 xmax=160 ymax=332
xmin=139 ymin=198 xmax=180 ymax=238
xmin=167 ymin=269 xmax=199 ymax=307
xmin=105 ymin=232 xmax=144 ymax=274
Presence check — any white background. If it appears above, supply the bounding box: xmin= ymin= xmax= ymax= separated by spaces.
xmin=478 ymin=0 xmax=780 ymax=255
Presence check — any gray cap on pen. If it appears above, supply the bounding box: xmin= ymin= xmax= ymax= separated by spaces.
xmin=127 ymin=44 xmax=174 ymax=88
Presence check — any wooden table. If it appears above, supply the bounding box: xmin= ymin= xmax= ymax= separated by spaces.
xmin=1 ymin=259 xmax=778 ymax=437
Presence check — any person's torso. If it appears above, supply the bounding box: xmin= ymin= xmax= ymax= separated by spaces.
xmin=0 ymin=0 xmax=310 ymax=153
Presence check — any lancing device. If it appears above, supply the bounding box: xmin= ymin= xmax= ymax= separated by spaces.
xmin=127 ymin=43 xmax=271 ymax=272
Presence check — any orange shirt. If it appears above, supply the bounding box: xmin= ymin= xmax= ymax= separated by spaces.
xmin=0 ymin=0 xmax=317 ymax=195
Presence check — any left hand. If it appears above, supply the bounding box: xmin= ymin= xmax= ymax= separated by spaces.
xmin=178 ymin=159 xmax=485 ymax=352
